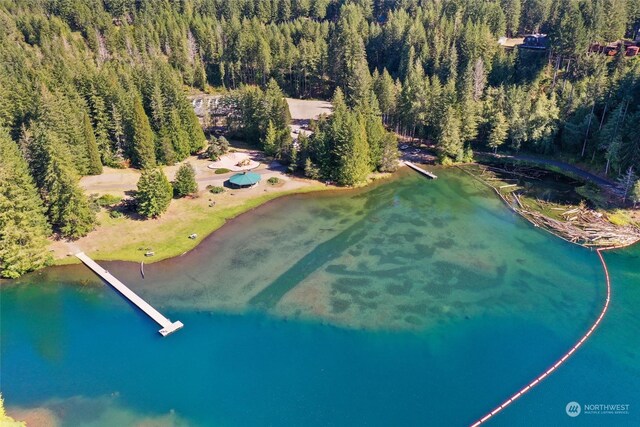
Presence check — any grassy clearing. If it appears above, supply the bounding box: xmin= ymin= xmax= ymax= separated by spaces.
xmin=54 ymin=185 xmax=326 ymax=265
xmin=607 ymin=210 xmax=634 ymax=226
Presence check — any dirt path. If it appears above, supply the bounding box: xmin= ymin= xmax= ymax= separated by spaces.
xmin=80 ymin=150 xmax=282 ymax=196
xmin=485 ymin=153 xmax=620 ymax=194
xmin=51 ymin=169 xmax=320 ymax=261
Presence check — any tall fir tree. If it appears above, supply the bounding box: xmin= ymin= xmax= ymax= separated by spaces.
xmin=336 ymin=112 xmax=371 ymax=185
xmin=83 ymin=112 xmax=103 ymax=175
xmin=332 ymin=4 xmax=372 ymax=106
xmin=373 ymin=68 xmax=398 ymax=125
xmin=438 ymin=107 xmax=464 ymax=164
xmin=136 ymin=168 xmax=173 ymax=218
xmin=130 ymin=95 xmax=156 ymax=169
xmin=0 ymin=129 xmax=52 ymax=278
xmin=488 ymin=111 xmax=509 ymax=153
xmin=22 ymin=124 xmax=95 ymax=239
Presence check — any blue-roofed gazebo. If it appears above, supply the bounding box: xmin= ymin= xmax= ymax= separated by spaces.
xmin=228 ymin=171 xmax=261 ymax=188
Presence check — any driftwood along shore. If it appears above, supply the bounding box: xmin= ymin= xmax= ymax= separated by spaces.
xmin=458 ymin=164 xmax=640 ymax=248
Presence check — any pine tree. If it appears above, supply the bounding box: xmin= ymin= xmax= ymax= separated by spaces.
xmin=23 ymin=124 xmax=95 ymax=239
xmin=264 ymin=79 xmax=291 ymax=131
xmin=336 ymin=112 xmax=371 ymax=185
xmin=83 ymin=112 xmax=103 ymax=175
xmin=0 ymin=130 xmax=52 ymax=278
xmin=378 ymin=131 xmax=399 ymax=172
xmin=332 ymin=4 xmax=372 ymax=106
xmin=109 ymin=102 xmax=126 ymax=164
xmin=552 ymin=0 xmax=588 ymax=57
xmin=501 ymin=0 xmax=522 ymax=37
xmin=360 ymin=92 xmax=385 ymax=169
xmin=304 ymin=157 xmax=321 ymax=179
xmin=181 ymin=104 xmax=206 ymax=153
xmin=156 ymin=132 xmax=178 ymax=165
xmin=438 ymin=107 xmax=464 ymax=164
xmin=488 ymin=111 xmax=509 ymax=153
xmin=618 ymin=111 xmax=640 ymax=174
xmin=263 ymin=120 xmax=278 ymax=156
xmin=130 ymin=95 xmax=156 ymax=169
xmin=279 ymin=0 xmax=292 ymax=21
xmin=136 ymin=168 xmax=173 ymax=218
xmin=631 ymin=180 xmax=640 ymax=207
xmin=527 ymin=92 xmax=559 ymax=153
xmin=166 ymin=109 xmax=190 ymax=161
xmin=193 ymin=58 xmax=207 ymax=90
xmin=618 ymin=167 xmax=638 ymax=202
xmin=43 ymin=157 xmax=96 ymax=238
xmin=173 ymin=162 xmax=198 ymax=197
xmin=373 ymin=68 xmax=397 ymax=125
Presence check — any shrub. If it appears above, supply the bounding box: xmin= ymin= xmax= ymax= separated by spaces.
xmin=209 ymin=186 xmax=225 ymax=194
xmin=96 ymin=194 xmax=122 ymax=207
xmin=215 ymin=168 xmax=230 ymax=174
xmin=267 ymin=177 xmax=280 ymax=185
xmin=109 ymin=210 xmax=123 ymax=218
xmin=607 ymin=210 xmax=631 ymax=226
xmin=173 ymin=162 xmax=198 ymax=197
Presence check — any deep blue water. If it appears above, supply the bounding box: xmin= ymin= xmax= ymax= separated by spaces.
xmin=1 ymin=171 xmax=638 ymax=426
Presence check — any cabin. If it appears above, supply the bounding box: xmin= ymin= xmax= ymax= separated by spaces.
xmin=520 ymin=34 xmax=548 ymax=50
xmin=589 ymin=40 xmax=640 ymax=57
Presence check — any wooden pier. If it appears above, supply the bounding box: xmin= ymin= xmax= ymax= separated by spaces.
xmin=404 ymin=161 xmax=438 ymax=179
xmin=76 ymin=252 xmax=183 ymax=336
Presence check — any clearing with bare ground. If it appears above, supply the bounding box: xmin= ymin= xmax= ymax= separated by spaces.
xmin=52 ymin=146 xmax=326 ymax=263
xmin=52 ymin=98 xmax=341 ymax=264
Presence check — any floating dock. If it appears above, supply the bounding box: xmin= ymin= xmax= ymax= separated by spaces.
xmin=75 ymin=252 xmax=183 ymax=336
xmin=404 ymin=161 xmax=438 ymax=179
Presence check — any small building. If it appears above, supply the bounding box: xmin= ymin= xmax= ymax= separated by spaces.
xmin=590 ymin=40 xmax=640 ymax=57
xmin=228 ymin=172 xmax=261 ymax=188
xmin=520 ymin=34 xmax=548 ymax=50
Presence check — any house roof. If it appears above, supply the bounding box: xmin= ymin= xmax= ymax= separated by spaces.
xmin=228 ymin=172 xmax=261 ymax=186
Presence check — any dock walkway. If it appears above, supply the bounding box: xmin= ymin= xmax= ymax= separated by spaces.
xmin=404 ymin=161 xmax=438 ymax=179
xmin=76 ymin=252 xmax=183 ymax=336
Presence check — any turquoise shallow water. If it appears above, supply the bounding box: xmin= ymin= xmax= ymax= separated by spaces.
xmin=1 ymin=169 xmax=639 ymax=426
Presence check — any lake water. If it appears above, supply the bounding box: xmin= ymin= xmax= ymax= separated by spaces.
xmin=1 ymin=169 xmax=638 ymax=426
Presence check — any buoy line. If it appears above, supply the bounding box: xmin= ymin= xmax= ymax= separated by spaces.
xmin=469 ymin=246 xmax=617 ymax=427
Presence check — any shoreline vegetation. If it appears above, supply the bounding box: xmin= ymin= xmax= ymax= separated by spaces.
xmin=49 ymin=157 xmax=395 ymax=267
xmin=16 ymin=150 xmax=640 ymax=275
xmin=52 ymin=183 xmax=326 ymax=266
xmin=52 ymin=152 xmax=638 ymax=272
xmin=2 ymin=136 xmax=635 ymax=280
xmin=458 ymin=157 xmax=640 ymax=248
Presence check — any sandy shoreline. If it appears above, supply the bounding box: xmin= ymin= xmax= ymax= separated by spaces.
xmin=50 ymin=171 xmax=330 ymax=264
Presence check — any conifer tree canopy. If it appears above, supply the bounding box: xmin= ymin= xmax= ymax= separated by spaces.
xmin=136 ymin=168 xmax=173 ymax=218
xmin=173 ymin=162 xmax=198 ymax=198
